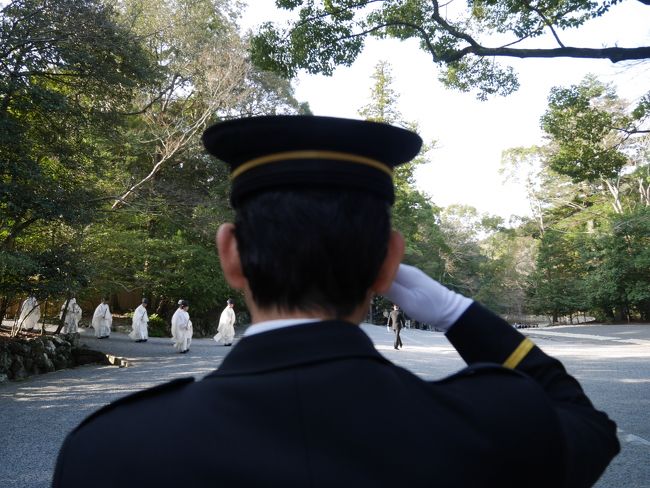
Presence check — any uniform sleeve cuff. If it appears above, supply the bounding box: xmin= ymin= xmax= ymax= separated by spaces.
xmin=445 ymin=301 xmax=531 ymax=366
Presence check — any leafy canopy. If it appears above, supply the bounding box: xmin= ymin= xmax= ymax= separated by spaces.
xmin=251 ymin=0 xmax=650 ymax=99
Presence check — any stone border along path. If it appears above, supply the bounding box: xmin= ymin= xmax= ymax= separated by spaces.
xmin=1 ymin=323 xmax=648 ymax=488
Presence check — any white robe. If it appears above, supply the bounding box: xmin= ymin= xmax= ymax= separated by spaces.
xmin=129 ymin=304 xmax=149 ymax=341
xmin=18 ymin=296 xmax=40 ymax=331
xmin=92 ymin=303 xmax=112 ymax=338
xmin=214 ymin=306 xmax=235 ymax=345
xmin=171 ymin=308 xmax=193 ymax=352
xmin=61 ymin=299 xmax=82 ymax=334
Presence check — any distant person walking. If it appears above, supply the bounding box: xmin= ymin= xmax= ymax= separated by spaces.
xmin=92 ymin=298 xmax=112 ymax=339
xmin=387 ymin=304 xmax=404 ymax=350
xmin=214 ymin=298 xmax=235 ymax=346
xmin=171 ymin=300 xmax=193 ymax=353
xmin=61 ymin=298 xmax=82 ymax=334
xmin=129 ymin=298 xmax=149 ymax=343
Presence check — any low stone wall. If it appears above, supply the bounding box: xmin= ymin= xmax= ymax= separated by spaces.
xmin=0 ymin=333 xmax=109 ymax=383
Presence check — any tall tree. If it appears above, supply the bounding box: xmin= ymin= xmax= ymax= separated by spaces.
xmin=540 ymin=75 xmax=650 ymax=214
xmin=0 ymin=0 xmax=158 ymax=246
xmin=506 ymin=76 xmax=650 ymax=322
xmin=358 ymin=61 xmax=447 ymax=320
xmin=476 ymin=227 xmax=536 ymax=318
xmin=501 ymin=145 xmax=601 ymax=235
xmin=359 ymin=61 xmax=445 ymax=273
xmin=0 ymin=0 xmax=159 ymax=319
xmin=80 ymin=0 xmax=307 ymax=332
xmin=580 ymin=208 xmax=650 ymax=321
xmin=358 ymin=60 xmax=402 ymax=124
xmin=250 ymin=0 xmax=650 ymax=99
xmin=111 ymin=0 xmax=305 ymax=209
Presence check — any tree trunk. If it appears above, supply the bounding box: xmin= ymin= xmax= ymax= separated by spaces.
xmin=603 ymin=178 xmax=623 ymax=214
xmin=110 ymin=293 xmax=119 ymax=314
xmin=40 ymin=300 xmax=48 ymax=335
xmin=55 ymin=297 xmax=71 ymax=334
xmin=11 ymin=300 xmax=39 ymax=337
xmin=0 ymin=295 xmax=11 ymax=325
xmin=613 ymin=307 xmax=625 ymax=322
xmin=638 ymin=177 xmax=650 ymax=206
xmin=155 ymin=297 xmax=166 ymax=316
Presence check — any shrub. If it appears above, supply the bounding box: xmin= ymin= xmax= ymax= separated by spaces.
xmin=147 ymin=313 xmax=169 ymax=338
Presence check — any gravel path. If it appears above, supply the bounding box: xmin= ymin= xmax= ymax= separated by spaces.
xmin=1 ymin=324 xmax=648 ymax=487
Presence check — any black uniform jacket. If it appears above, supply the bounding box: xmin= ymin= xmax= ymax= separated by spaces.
xmin=387 ymin=309 xmax=404 ymax=330
xmin=53 ymin=303 xmax=619 ymax=488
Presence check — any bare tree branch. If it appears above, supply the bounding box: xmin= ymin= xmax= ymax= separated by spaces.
xmin=522 ymin=0 xmax=566 ymax=48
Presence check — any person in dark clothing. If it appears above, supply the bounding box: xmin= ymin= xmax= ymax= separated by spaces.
xmin=387 ymin=304 xmax=404 ymax=349
xmin=53 ymin=115 xmax=619 ymax=488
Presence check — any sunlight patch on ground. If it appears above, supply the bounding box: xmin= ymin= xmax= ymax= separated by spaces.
xmin=375 ymin=344 xmax=457 ymax=354
xmin=526 ymin=329 xmax=650 ymax=346
xmin=535 ymin=343 xmax=650 ymax=361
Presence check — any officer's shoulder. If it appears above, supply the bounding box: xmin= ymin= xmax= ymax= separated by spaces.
xmin=75 ymin=376 xmax=194 ymax=431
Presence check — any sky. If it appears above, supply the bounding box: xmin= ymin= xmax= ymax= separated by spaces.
xmin=240 ymin=1 xmax=650 ymax=219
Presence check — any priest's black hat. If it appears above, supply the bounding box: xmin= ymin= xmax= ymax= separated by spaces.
xmin=202 ymin=115 xmax=422 ymax=207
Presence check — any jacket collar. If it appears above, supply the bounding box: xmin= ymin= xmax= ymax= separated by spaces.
xmin=205 ymin=320 xmax=389 ymax=377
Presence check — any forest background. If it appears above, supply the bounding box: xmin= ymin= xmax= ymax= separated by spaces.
xmin=1 ymin=0 xmax=648 ymax=337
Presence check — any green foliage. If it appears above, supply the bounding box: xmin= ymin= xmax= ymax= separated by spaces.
xmin=147 ymin=313 xmax=169 ymax=338
xmin=581 ymin=208 xmax=650 ymax=320
xmin=250 ymin=0 xmax=649 ymax=99
xmin=632 ymin=92 xmax=650 ymax=120
xmin=359 ymin=60 xmax=535 ymax=314
xmin=3 ymin=1 xmax=644 ymax=328
xmin=357 ymin=61 xmax=447 ymax=284
xmin=527 ymin=230 xmax=587 ymax=321
xmin=541 ymin=77 xmax=632 ymax=182
xmin=0 ymin=0 xmax=306 ymax=326
xmin=1 ymin=226 xmax=92 ymax=306
xmin=358 ymin=61 xmax=401 ymax=124
xmin=475 ymin=229 xmax=535 ymax=315
xmin=514 ymin=77 xmax=650 ymax=322
xmin=440 ymin=58 xmax=520 ymax=101
xmin=0 ymin=0 xmax=159 ymax=312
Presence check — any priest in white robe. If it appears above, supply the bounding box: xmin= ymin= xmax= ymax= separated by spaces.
xmin=92 ymin=297 xmax=112 ymax=339
xmin=18 ymin=296 xmax=40 ymax=332
xmin=129 ymin=298 xmax=149 ymax=342
xmin=214 ymin=298 xmax=235 ymax=346
xmin=61 ymin=298 xmax=82 ymax=334
xmin=171 ymin=300 xmax=192 ymax=353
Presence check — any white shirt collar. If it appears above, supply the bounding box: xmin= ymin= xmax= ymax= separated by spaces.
xmin=243 ymin=318 xmax=323 ymax=337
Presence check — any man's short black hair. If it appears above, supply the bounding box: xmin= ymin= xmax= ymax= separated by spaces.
xmin=235 ymin=190 xmax=391 ymax=318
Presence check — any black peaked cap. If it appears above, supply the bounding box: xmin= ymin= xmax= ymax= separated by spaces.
xmin=202 ymin=115 xmax=422 ymax=207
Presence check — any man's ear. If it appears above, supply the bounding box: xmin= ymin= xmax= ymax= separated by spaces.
xmin=216 ymin=223 xmax=247 ymax=290
xmin=371 ymin=230 xmax=404 ymax=294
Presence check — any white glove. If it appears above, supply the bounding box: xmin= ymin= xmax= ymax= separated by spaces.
xmin=384 ymin=264 xmax=473 ymax=332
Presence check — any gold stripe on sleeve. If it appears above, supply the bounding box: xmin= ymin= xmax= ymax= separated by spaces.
xmin=502 ymin=338 xmax=535 ymax=370
xmin=230 ymin=150 xmax=393 ymax=180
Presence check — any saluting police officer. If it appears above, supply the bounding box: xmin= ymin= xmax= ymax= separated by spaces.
xmin=53 ymin=115 xmax=619 ymax=487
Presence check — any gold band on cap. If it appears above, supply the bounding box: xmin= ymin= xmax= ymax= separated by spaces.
xmin=230 ymin=150 xmax=393 ymax=180
xmin=502 ymin=338 xmax=534 ymax=370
